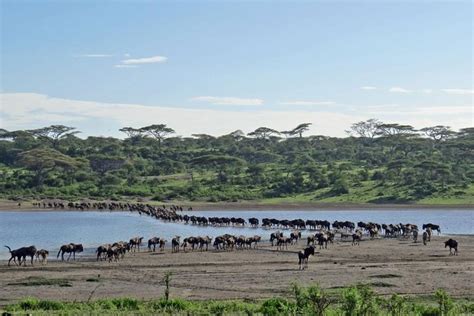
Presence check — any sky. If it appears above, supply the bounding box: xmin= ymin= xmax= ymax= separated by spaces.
xmin=0 ymin=0 xmax=473 ymax=138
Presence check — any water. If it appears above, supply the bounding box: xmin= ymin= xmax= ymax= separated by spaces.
xmin=0 ymin=209 xmax=472 ymax=259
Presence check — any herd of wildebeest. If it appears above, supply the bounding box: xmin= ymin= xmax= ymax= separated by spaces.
xmin=5 ymin=201 xmax=460 ymax=270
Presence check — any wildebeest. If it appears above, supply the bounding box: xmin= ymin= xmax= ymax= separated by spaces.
xmin=96 ymin=244 xmax=110 ymax=261
xmin=298 ymin=246 xmax=315 ymax=270
xmin=148 ymin=237 xmax=166 ymax=252
xmin=412 ymin=229 xmax=418 ymax=243
xmin=172 ymin=236 xmax=180 ymax=253
xmin=423 ymin=223 xmax=441 ymax=235
xmin=57 ymin=243 xmax=84 ymax=261
xmin=444 ymin=239 xmax=458 ymax=255
xmin=129 ymin=237 xmax=144 ymax=252
xmin=352 ymin=231 xmax=362 ymax=246
xmin=248 ymin=217 xmax=259 ymax=227
xmin=290 ymin=231 xmax=302 ymax=244
xmin=35 ymin=249 xmax=49 ymax=264
xmin=425 ymin=227 xmax=432 ymax=242
xmin=422 ymin=231 xmax=429 ymax=245
xmin=270 ymin=232 xmax=283 ymax=246
xmin=5 ymin=245 xmax=37 ymax=266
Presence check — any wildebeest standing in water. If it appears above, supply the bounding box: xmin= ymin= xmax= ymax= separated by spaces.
xmin=57 ymin=243 xmax=84 ymax=261
xmin=5 ymin=245 xmax=37 ymax=266
xmin=444 ymin=239 xmax=458 ymax=256
xmin=298 ymin=246 xmax=315 ymax=270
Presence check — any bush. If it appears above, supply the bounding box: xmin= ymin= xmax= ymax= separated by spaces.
xmin=260 ymin=297 xmax=295 ymax=315
xmin=435 ymin=289 xmax=454 ymax=316
xmin=341 ymin=284 xmax=378 ymax=316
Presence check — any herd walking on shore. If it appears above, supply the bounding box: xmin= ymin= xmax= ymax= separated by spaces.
xmin=5 ymin=200 xmax=460 ymax=269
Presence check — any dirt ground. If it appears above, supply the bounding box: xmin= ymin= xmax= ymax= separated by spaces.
xmin=0 ymin=234 xmax=472 ymax=306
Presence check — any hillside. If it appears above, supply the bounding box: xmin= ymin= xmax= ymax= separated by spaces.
xmin=0 ymin=122 xmax=473 ymax=205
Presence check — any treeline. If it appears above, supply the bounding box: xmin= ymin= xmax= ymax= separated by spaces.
xmin=0 ymin=120 xmax=472 ymax=203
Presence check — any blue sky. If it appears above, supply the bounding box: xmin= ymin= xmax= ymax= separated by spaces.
xmin=1 ymin=0 xmax=472 ymax=137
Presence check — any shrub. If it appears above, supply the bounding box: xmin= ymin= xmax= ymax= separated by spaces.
xmin=435 ymin=289 xmax=454 ymax=316
xmin=260 ymin=297 xmax=295 ymax=315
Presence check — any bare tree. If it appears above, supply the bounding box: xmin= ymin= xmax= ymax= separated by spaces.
xmin=346 ymin=119 xmax=381 ymax=139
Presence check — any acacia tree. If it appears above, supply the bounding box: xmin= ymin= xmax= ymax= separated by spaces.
xmin=346 ymin=119 xmax=381 ymax=139
xmin=290 ymin=123 xmax=312 ymax=138
xmin=119 ymin=127 xmax=143 ymax=138
xmin=140 ymin=124 xmax=175 ymax=148
xmin=27 ymin=125 xmax=80 ymax=148
xmin=247 ymin=127 xmax=280 ymax=139
xmin=420 ymin=126 xmax=455 ymax=142
xmin=375 ymin=123 xmax=417 ymax=137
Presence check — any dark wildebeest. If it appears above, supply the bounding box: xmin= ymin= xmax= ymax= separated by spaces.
xmin=412 ymin=229 xmax=418 ymax=243
xmin=352 ymin=233 xmax=362 ymax=246
xmin=298 ymin=246 xmax=315 ymax=270
xmin=248 ymin=217 xmax=259 ymax=227
xmin=5 ymin=245 xmax=37 ymax=266
xmin=129 ymin=237 xmax=144 ymax=252
xmin=172 ymin=236 xmax=180 ymax=253
xmin=57 ymin=243 xmax=84 ymax=261
xmin=35 ymin=249 xmax=49 ymax=264
xmin=425 ymin=227 xmax=432 ymax=242
xmin=444 ymin=239 xmax=458 ymax=256
xmin=423 ymin=223 xmax=441 ymax=235
xmin=148 ymin=237 xmax=162 ymax=252
xmin=290 ymin=231 xmax=302 ymax=244
xmin=96 ymin=244 xmax=110 ymax=261
xmin=422 ymin=231 xmax=429 ymax=245
xmin=270 ymin=232 xmax=283 ymax=246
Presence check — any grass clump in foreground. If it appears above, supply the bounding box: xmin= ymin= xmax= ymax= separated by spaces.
xmin=2 ymin=284 xmax=474 ymax=315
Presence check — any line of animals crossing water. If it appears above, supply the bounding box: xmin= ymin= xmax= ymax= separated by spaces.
xmin=5 ymin=200 xmax=459 ymax=270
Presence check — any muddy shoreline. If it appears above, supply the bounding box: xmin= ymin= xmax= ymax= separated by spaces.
xmin=0 ymin=235 xmax=472 ymax=305
xmin=0 ymin=200 xmax=472 ymax=212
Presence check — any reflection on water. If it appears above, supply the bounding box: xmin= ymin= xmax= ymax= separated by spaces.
xmin=0 ymin=209 xmax=472 ymax=259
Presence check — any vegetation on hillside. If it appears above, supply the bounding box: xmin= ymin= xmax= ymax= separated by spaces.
xmin=0 ymin=121 xmax=472 ymax=204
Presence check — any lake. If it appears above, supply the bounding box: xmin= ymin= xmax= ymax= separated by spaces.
xmin=0 ymin=209 xmax=472 ymax=260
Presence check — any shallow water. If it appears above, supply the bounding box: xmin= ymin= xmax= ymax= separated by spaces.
xmin=0 ymin=209 xmax=472 ymax=259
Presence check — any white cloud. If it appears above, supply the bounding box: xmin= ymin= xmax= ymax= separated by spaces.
xmin=389 ymin=87 xmax=412 ymax=93
xmin=0 ymin=93 xmax=361 ymax=137
xmin=278 ymin=101 xmax=335 ymax=106
xmin=190 ymin=96 xmax=264 ymax=106
xmin=360 ymin=86 xmax=377 ymax=90
xmin=441 ymin=89 xmax=474 ymax=95
xmin=368 ymin=105 xmax=472 ymax=115
xmin=1 ymin=93 xmax=471 ymax=139
xmin=121 ymin=55 xmax=168 ymax=65
xmin=76 ymin=54 xmax=113 ymax=58
xmin=114 ymin=64 xmax=138 ymax=68
xmin=421 ymin=89 xmax=433 ymax=94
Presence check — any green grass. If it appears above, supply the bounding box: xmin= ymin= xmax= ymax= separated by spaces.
xmin=2 ymin=285 xmax=473 ymax=316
